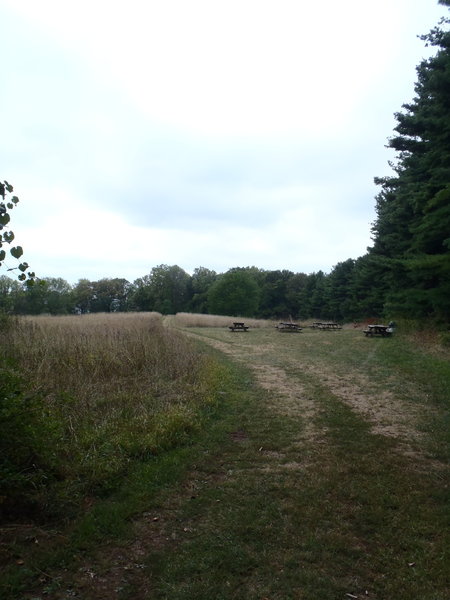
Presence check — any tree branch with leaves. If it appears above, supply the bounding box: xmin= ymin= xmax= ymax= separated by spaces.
xmin=0 ymin=180 xmax=36 ymax=285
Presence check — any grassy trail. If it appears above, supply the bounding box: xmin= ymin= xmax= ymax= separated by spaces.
xmin=16 ymin=326 xmax=450 ymax=599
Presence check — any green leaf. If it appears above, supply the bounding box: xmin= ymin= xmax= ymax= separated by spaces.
xmin=18 ymin=273 xmax=26 ymax=281
xmin=10 ymin=246 xmax=24 ymax=259
xmin=3 ymin=231 xmax=14 ymax=243
xmin=0 ymin=213 xmax=10 ymax=226
xmin=0 ymin=250 xmax=5 ymax=261
xmin=18 ymin=262 xmax=29 ymax=272
xmin=11 ymin=195 xmax=19 ymax=204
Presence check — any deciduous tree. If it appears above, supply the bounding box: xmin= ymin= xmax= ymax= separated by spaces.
xmin=132 ymin=265 xmax=191 ymax=314
xmin=207 ymin=269 xmax=260 ymax=317
xmin=0 ymin=180 xmax=35 ymax=285
xmin=189 ymin=267 xmax=217 ymax=313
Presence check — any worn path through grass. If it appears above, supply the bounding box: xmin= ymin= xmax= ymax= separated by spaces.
xmin=15 ymin=326 xmax=450 ymax=599
xmin=154 ymin=325 xmax=449 ymax=599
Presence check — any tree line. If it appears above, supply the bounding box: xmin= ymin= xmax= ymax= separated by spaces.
xmin=368 ymin=0 xmax=450 ymax=322
xmin=0 ymin=259 xmax=416 ymax=322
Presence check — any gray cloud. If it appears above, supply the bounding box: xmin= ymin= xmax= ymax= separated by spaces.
xmin=0 ymin=1 xmax=444 ymax=283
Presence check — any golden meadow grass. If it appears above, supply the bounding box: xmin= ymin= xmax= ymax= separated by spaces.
xmin=1 ymin=313 xmax=222 ymax=511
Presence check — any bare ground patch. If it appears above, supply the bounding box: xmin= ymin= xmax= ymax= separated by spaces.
xmin=294 ymin=361 xmax=436 ymax=460
xmin=185 ymin=331 xmax=323 ymax=445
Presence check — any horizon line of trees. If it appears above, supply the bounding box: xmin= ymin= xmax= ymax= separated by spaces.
xmin=0 ymin=255 xmax=442 ymax=323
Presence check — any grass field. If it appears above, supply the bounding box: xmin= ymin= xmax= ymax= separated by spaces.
xmin=167 ymin=312 xmax=273 ymax=328
xmin=0 ymin=313 xmax=223 ymax=520
xmin=1 ymin=315 xmax=449 ymax=599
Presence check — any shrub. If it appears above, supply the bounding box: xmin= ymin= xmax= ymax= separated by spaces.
xmin=0 ymin=360 xmax=63 ymax=520
xmin=0 ymin=313 xmax=222 ymax=522
xmin=439 ymin=331 xmax=450 ymax=348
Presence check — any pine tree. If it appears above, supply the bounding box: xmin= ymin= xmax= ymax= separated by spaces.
xmin=370 ymin=1 xmax=450 ymax=319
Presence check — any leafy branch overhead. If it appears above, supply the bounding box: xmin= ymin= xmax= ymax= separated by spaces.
xmin=0 ymin=180 xmax=36 ymax=284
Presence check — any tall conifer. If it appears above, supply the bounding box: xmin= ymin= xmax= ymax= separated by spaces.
xmin=370 ymin=0 xmax=450 ymax=319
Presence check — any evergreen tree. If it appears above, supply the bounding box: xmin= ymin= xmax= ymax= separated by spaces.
xmin=327 ymin=259 xmax=356 ymax=321
xmin=306 ymin=271 xmax=329 ymax=319
xmin=349 ymin=255 xmax=389 ymax=318
xmin=371 ymin=1 xmax=450 ymax=319
xmin=258 ymin=270 xmax=294 ymax=318
xmin=285 ymin=272 xmax=309 ymax=319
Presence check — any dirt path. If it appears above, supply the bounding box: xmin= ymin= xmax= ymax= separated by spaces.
xmin=186 ymin=333 xmax=320 ymax=438
xmin=185 ymin=328 xmax=436 ymax=464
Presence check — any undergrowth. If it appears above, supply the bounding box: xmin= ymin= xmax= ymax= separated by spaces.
xmin=0 ymin=313 xmax=222 ymax=522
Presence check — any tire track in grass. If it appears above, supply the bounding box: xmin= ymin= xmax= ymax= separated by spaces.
xmin=188 ymin=327 xmax=444 ymax=469
xmin=184 ymin=330 xmax=324 ymax=447
xmin=147 ymin=329 xmax=449 ymax=599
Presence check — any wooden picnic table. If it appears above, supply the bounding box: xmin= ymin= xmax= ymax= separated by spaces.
xmin=228 ymin=322 xmax=249 ymax=332
xmin=312 ymin=322 xmax=342 ymax=330
xmin=363 ymin=324 xmax=393 ymax=337
xmin=276 ymin=322 xmax=302 ymax=332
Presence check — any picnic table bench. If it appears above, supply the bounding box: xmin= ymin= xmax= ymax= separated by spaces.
xmin=276 ymin=322 xmax=302 ymax=332
xmin=312 ymin=322 xmax=342 ymax=330
xmin=228 ymin=322 xmax=249 ymax=332
xmin=363 ymin=324 xmax=393 ymax=337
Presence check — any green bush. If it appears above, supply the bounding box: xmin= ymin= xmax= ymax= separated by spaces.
xmin=0 ymin=361 xmax=62 ymax=520
xmin=439 ymin=331 xmax=450 ymax=348
xmin=0 ymin=313 xmax=225 ymax=524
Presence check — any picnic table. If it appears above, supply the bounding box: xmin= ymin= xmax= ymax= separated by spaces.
xmin=276 ymin=322 xmax=302 ymax=332
xmin=228 ymin=322 xmax=249 ymax=332
xmin=363 ymin=324 xmax=393 ymax=337
xmin=312 ymin=322 xmax=342 ymax=330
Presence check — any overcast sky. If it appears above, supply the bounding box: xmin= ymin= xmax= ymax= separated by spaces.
xmin=0 ymin=0 xmax=446 ymax=284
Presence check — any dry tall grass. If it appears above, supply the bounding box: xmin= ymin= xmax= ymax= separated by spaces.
xmin=1 ymin=312 xmax=222 ymax=513
xmin=14 ymin=312 xmax=177 ymax=404
xmin=172 ymin=312 xmax=273 ymax=328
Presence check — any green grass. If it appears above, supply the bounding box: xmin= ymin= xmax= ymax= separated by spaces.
xmin=142 ymin=392 xmax=448 ymax=599
xmin=0 ymin=342 xmax=258 ymax=598
xmin=141 ymin=327 xmax=449 ymax=600
xmin=1 ymin=323 xmax=449 ymax=599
